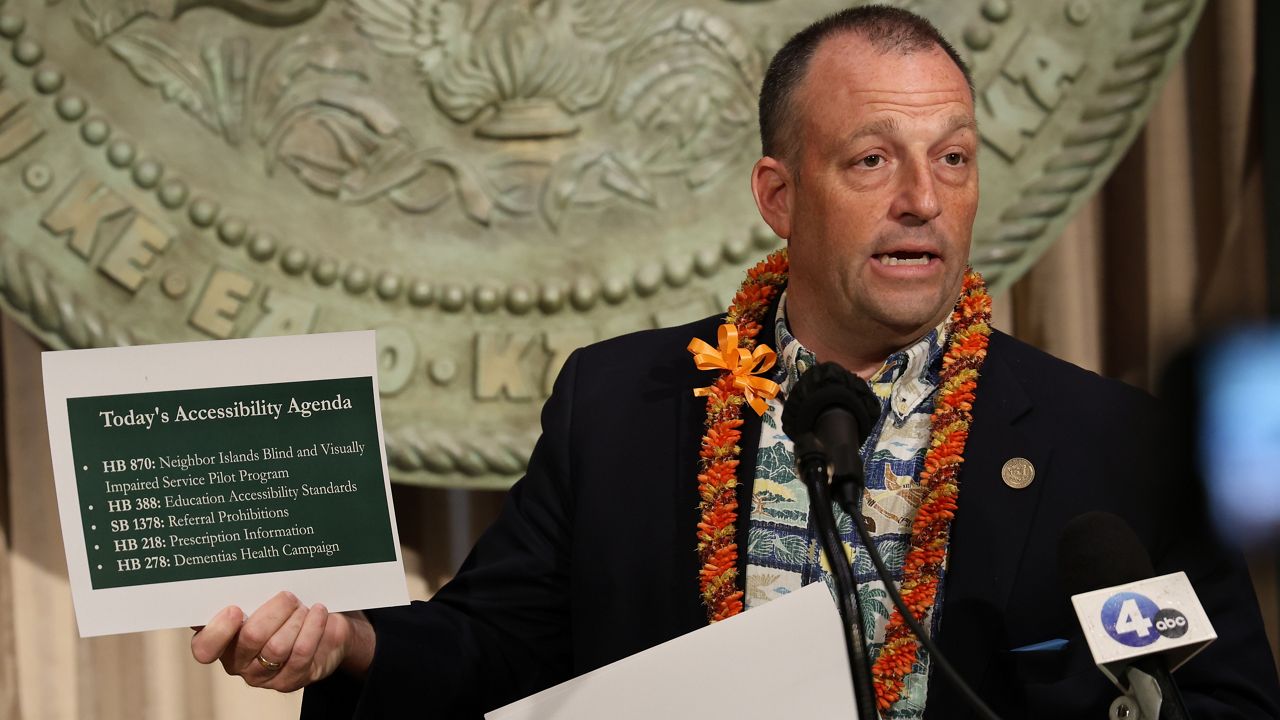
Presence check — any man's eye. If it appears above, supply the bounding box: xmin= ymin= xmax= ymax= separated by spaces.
xmin=943 ymin=152 xmax=965 ymax=166
xmin=858 ymin=154 xmax=884 ymax=168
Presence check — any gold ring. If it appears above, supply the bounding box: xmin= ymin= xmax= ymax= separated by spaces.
xmin=256 ymin=654 xmax=283 ymax=671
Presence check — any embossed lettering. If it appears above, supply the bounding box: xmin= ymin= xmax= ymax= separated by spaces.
xmin=543 ymin=329 xmax=596 ymax=396
xmin=375 ymin=326 xmax=417 ymax=396
xmin=1002 ymin=33 xmax=1085 ymax=110
xmin=42 ymin=175 xmax=132 ymax=259
xmin=978 ymin=75 xmax=1047 ymax=162
xmin=474 ymin=332 xmax=537 ymax=401
xmin=0 ymin=77 xmax=44 ymax=163
xmin=247 ymin=289 xmax=318 ymax=337
xmin=978 ymin=32 xmax=1085 ymax=162
xmin=99 ymin=213 xmax=174 ymax=291
xmin=189 ymin=267 xmax=256 ymax=339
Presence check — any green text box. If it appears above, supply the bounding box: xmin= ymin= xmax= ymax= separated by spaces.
xmin=67 ymin=376 xmax=395 ymax=589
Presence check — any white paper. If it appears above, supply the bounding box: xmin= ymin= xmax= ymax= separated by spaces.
xmin=486 ymin=582 xmax=859 ymax=720
xmin=42 ymin=331 xmax=408 ymax=637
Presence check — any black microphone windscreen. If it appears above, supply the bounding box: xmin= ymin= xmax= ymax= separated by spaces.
xmin=781 ymin=361 xmax=880 ymax=439
xmin=1057 ymin=511 xmax=1156 ymax=599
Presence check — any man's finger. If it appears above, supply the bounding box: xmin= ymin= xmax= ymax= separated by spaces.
xmin=266 ymin=603 xmax=330 ymax=691
xmin=249 ymin=604 xmax=307 ymax=675
xmin=230 ymin=591 xmax=301 ymax=674
xmin=191 ymin=606 xmax=244 ymax=665
xmin=290 ymin=604 xmax=329 ymax=674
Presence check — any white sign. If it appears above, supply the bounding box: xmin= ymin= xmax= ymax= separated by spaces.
xmin=42 ymin=331 xmax=408 ymax=637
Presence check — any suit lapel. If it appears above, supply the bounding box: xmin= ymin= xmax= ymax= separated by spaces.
xmin=673 ymin=363 xmax=710 ymax=630
xmin=927 ymin=332 xmax=1053 ymax=714
xmin=669 ymin=303 xmax=780 ymax=622
xmin=669 ymin=311 xmax=764 ymax=628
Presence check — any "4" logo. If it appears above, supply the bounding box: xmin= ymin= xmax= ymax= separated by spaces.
xmin=1100 ymin=592 xmax=1190 ymax=647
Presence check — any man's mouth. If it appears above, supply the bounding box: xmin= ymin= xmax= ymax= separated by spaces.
xmin=876 ymin=251 xmax=936 ymax=267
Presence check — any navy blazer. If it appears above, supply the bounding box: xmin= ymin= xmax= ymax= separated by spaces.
xmin=303 ymin=311 xmax=1280 ymax=718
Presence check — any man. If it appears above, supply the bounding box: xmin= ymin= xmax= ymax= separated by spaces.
xmin=192 ymin=6 xmax=1280 ymax=718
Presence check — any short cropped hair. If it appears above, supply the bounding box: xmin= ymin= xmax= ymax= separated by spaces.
xmin=758 ymin=5 xmax=973 ymax=160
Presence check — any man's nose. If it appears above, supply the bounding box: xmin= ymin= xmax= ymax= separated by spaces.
xmin=890 ymin=157 xmax=941 ymax=226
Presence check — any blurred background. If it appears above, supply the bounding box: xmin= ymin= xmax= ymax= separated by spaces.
xmin=0 ymin=0 xmax=1277 ymax=717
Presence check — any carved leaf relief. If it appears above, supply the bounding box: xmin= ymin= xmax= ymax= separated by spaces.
xmin=106 ymin=31 xmax=222 ymax=132
xmin=615 ymin=8 xmax=762 ymax=186
xmin=93 ymin=0 xmax=764 ymax=231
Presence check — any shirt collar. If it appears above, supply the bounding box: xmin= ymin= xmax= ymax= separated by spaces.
xmin=773 ymin=290 xmax=951 ymax=422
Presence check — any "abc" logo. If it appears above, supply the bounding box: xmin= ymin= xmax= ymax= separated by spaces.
xmin=1154 ymin=608 xmax=1190 ymax=638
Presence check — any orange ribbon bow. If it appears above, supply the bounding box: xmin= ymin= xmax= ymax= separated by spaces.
xmin=688 ymin=323 xmax=781 ymax=416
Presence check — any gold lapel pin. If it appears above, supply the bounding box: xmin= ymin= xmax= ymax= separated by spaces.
xmin=1001 ymin=457 xmax=1035 ymax=489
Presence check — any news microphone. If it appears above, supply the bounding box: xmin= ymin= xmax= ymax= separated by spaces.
xmin=1058 ymin=512 xmax=1217 ymax=720
xmin=780 ymin=361 xmax=880 ymax=514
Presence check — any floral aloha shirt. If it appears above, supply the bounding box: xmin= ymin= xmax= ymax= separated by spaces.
xmin=745 ymin=290 xmax=951 ymax=719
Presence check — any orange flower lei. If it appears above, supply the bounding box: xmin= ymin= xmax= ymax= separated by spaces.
xmin=694 ymin=249 xmax=788 ymax=621
xmin=693 ymin=250 xmax=991 ymax=712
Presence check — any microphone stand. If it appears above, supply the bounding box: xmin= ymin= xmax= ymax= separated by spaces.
xmin=783 ymin=360 xmax=1000 ymax=719
xmin=1122 ymin=663 xmax=1192 ymax=720
xmin=795 ymin=435 xmax=879 ymax=720
xmin=835 ymin=489 xmax=1002 ymax=720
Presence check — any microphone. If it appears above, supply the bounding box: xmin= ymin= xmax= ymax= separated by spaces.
xmin=780 ymin=361 xmax=880 ymax=515
xmin=1058 ymin=512 xmax=1217 ymax=720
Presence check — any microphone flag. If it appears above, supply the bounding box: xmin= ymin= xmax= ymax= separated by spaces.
xmin=1069 ymin=571 xmax=1217 ymax=691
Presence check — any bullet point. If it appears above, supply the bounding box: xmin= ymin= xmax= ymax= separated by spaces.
xmin=88 ymin=505 xmax=93 ymax=511
xmin=82 ymin=465 xmax=88 ymax=471
xmin=91 ymin=525 xmax=96 ymax=531
xmin=94 ymin=545 xmax=99 ymax=550
xmin=96 ymin=565 xmax=102 ymax=570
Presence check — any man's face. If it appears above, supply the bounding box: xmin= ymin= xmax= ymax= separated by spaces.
xmin=763 ymin=34 xmax=978 ymax=345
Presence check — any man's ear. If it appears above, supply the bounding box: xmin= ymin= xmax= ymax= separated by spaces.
xmin=751 ymin=156 xmax=792 ymax=241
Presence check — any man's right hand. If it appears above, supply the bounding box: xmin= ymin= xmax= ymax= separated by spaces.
xmin=190 ymin=591 xmax=376 ymax=692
